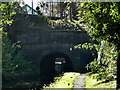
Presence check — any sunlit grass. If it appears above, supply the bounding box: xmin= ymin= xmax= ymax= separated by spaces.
xmin=85 ymin=74 xmax=116 ymax=88
xmin=43 ymin=72 xmax=80 ymax=89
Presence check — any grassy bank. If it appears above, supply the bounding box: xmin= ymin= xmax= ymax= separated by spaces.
xmin=85 ymin=74 xmax=116 ymax=88
xmin=43 ymin=72 xmax=80 ymax=88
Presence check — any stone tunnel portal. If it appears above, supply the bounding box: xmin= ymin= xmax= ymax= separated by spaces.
xmin=40 ymin=52 xmax=73 ymax=81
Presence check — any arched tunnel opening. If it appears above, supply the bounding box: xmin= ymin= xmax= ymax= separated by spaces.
xmin=40 ymin=52 xmax=73 ymax=82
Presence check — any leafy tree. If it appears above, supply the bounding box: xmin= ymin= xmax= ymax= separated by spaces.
xmin=1 ymin=2 xmax=35 ymax=87
xmin=76 ymin=2 xmax=120 ymax=88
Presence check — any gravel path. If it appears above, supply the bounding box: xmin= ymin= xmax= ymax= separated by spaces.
xmin=73 ymin=73 xmax=86 ymax=88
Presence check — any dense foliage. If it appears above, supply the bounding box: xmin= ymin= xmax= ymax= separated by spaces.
xmin=1 ymin=1 xmax=119 ymax=88
xmin=75 ymin=2 xmax=119 ymax=86
xmin=36 ymin=2 xmax=119 ymax=86
xmin=1 ymin=2 xmax=35 ymax=87
xmin=77 ymin=2 xmax=120 ymax=46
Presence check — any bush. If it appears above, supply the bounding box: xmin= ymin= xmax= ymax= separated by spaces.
xmin=2 ymin=35 xmax=34 ymax=81
xmin=87 ymin=41 xmax=117 ymax=82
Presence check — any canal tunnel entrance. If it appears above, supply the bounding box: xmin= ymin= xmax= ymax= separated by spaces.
xmin=40 ymin=52 xmax=73 ymax=81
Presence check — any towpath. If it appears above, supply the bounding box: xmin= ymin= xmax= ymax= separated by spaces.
xmin=73 ymin=73 xmax=86 ymax=89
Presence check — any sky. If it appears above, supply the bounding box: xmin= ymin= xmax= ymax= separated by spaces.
xmin=22 ymin=0 xmax=40 ymax=9
xmin=22 ymin=0 xmax=58 ymax=9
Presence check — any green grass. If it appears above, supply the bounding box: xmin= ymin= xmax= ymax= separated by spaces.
xmin=85 ymin=74 xmax=116 ymax=88
xmin=43 ymin=72 xmax=80 ymax=89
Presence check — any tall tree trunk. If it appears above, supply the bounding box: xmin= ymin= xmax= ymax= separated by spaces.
xmin=72 ymin=3 xmax=76 ymax=17
xmin=97 ymin=41 xmax=103 ymax=64
xmin=117 ymin=46 xmax=120 ymax=88
xmin=69 ymin=3 xmax=72 ymax=21
xmin=60 ymin=2 xmax=64 ymax=18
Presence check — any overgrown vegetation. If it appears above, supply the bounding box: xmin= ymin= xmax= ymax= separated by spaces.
xmin=85 ymin=74 xmax=116 ymax=88
xmin=1 ymin=2 xmax=37 ymax=88
xmin=1 ymin=1 xmax=119 ymax=88
xmin=47 ymin=2 xmax=119 ymax=88
xmin=74 ymin=41 xmax=117 ymax=82
xmin=75 ymin=2 xmax=119 ymax=87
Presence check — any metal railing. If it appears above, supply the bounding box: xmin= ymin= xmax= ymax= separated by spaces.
xmin=39 ymin=2 xmax=67 ymax=18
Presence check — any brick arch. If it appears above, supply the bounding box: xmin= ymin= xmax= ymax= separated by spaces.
xmin=40 ymin=52 xmax=73 ymax=81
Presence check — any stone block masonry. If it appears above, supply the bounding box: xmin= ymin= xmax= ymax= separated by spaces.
xmin=9 ymin=14 xmax=94 ymax=81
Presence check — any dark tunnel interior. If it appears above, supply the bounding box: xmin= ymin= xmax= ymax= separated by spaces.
xmin=40 ymin=52 xmax=73 ymax=81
